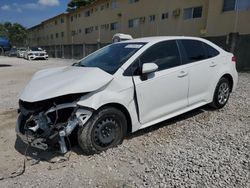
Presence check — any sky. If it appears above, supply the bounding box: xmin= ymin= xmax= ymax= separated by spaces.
xmin=0 ymin=0 xmax=69 ymax=28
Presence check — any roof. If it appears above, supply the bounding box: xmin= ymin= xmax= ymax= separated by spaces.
xmin=121 ymin=36 xmax=206 ymax=43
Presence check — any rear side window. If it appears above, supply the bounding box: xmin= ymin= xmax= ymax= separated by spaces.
xmin=180 ymin=40 xmax=207 ymax=63
xmin=203 ymin=43 xmax=220 ymax=58
xmin=139 ymin=40 xmax=181 ymax=71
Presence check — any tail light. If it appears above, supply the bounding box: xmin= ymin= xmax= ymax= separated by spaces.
xmin=232 ymin=56 xmax=236 ymax=63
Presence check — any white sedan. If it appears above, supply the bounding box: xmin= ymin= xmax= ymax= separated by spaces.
xmin=24 ymin=47 xmax=48 ymax=60
xmin=16 ymin=36 xmax=238 ymax=154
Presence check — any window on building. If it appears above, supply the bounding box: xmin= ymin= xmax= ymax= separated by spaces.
xmin=184 ymin=6 xmax=203 ymax=20
xmin=85 ymin=27 xmax=94 ymax=34
xmin=138 ymin=40 xmax=181 ymax=71
xmin=85 ymin=10 xmax=91 ymax=17
xmin=238 ymin=0 xmax=250 ymax=10
xmin=55 ymin=20 xmax=58 ymax=25
xmin=55 ymin=33 xmax=59 ymax=38
xmin=72 ymin=30 xmax=76 ymax=36
xmin=139 ymin=17 xmax=146 ymax=24
xmin=95 ymin=26 xmax=99 ymax=30
xmin=149 ymin=15 xmax=156 ymax=22
xmin=111 ymin=22 xmax=119 ymax=30
xmin=61 ymin=32 xmax=64 ymax=38
xmin=162 ymin=12 xmax=169 ymax=20
xmin=101 ymin=24 xmax=109 ymax=30
xmin=50 ymin=34 xmax=53 ymax=39
xmin=61 ymin=18 xmax=64 ymax=23
xmin=79 ymin=29 xmax=82 ymax=33
xmin=71 ymin=16 xmax=73 ymax=22
xmin=128 ymin=18 xmax=140 ymax=28
xmin=129 ymin=0 xmax=139 ymax=4
xmin=223 ymin=0 xmax=236 ymax=11
xmin=111 ymin=0 xmax=118 ymax=9
xmin=223 ymin=0 xmax=250 ymax=12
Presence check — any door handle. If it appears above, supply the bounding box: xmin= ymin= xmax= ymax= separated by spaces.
xmin=210 ymin=62 xmax=217 ymax=67
xmin=178 ymin=71 xmax=188 ymax=78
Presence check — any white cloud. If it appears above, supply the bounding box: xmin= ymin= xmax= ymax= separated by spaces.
xmin=1 ymin=5 xmax=10 ymax=10
xmin=0 ymin=0 xmax=60 ymax=13
xmin=38 ymin=0 xmax=60 ymax=7
xmin=23 ymin=3 xmax=39 ymax=9
xmin=16 ymin=8 xmax=22 ymax=13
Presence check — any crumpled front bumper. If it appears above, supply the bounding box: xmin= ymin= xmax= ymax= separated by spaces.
xmin=16 ymin=107 xmax=93 ymax=153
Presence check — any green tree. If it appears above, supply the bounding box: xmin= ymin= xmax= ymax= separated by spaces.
xmin=0 ymin=22 xmax=27 ymax=46
xmin=0 ymin=24 xmax=8 ymax=37
xmin=67 ymin=0 xmax=95 ymax=11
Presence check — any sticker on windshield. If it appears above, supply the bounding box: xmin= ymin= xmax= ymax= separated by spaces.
xmin=125 ymin=44 xmax=143 ymax=49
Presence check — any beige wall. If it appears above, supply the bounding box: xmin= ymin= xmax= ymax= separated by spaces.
xmin=28 ymin=0 xmax=250 ymax=47
xmin=206 ymin=0 xmax=250 ymax=36
xmin=67 ymin=0 xmax=209 ymax=44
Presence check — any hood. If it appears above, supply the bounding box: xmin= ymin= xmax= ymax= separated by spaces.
xmin=20 ymin=66 xmax=113 ymax=102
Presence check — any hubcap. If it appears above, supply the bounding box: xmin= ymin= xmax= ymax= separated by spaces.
xmin=93 ymin=118 xmax=118 ymax=148
xmin=218 ymin=82 xmax=230 ymax=105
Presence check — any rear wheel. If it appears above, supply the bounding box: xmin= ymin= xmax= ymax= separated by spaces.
xmin=211 ymin=77 xmax=231 ymax=109
xmin=78 ymin=107 xmax=127 ymax=154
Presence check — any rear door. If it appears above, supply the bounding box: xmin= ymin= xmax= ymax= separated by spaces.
xmin=132 ymin=40 xmax=189 ymax=124
xmin=178 ymin=39 xmax=220 ymax=106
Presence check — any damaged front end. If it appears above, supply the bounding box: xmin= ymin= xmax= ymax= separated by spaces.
xmin=16 ymin=94 xmax=92 ymax=153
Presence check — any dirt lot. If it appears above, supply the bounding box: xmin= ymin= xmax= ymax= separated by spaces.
xmin=0 ymin=56 xmax=249 ymax=187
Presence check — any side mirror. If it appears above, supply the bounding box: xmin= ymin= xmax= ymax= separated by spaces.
xmin=142 ymin=63 xmax=158 ymax=74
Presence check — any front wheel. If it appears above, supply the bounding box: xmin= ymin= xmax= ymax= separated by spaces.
xmin=78 ymin=107 xmax=127 ymax=155
xmin=211 ymin=77 xmax=231 ymax=109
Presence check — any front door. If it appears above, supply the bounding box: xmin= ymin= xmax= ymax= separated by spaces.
xmin=133 ymin=40 xmax=189 ymax=124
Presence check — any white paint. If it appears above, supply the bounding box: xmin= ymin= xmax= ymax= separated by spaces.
xmin=19 ymin=36 xmax=238 ymax=133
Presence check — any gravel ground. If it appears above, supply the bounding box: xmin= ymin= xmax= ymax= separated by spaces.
xmin=0 ymin=56 xmax=249 ymax=187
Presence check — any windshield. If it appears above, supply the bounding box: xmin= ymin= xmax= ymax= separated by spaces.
xmin=30 ymin=47 xmax=42 ymax=51
xmin=76 ymin=42 xmax=146 ymax=74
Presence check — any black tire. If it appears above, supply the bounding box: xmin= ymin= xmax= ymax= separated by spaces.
xmin=211 ymin=77 xmax=231 ymax=109
xmin=78 ymin=107 xmax=127 ymax=155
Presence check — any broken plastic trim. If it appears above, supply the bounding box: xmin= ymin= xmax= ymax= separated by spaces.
xmin=58 ymin=108 xmax=93 ymax=153
xmin=16 ymin=105 xmax=93 ymax=154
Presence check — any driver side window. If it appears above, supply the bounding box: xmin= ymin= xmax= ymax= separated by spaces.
xmin=140 ymin=40 xmax=181 ymax=71
xmin=124 ymin=40 xmax=181 ymax=76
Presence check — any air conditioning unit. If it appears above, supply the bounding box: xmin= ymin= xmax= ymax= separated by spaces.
xmin=140 ymin=17 xmax=146 ymax=24
xmin=173 ymin=8 xmax=181 ymax=17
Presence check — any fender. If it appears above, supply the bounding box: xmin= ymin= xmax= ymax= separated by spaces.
xmin=77 ymin=82 xmax=142 ymax=132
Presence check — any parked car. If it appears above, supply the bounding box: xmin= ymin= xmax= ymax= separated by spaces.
xmin=0 ymin=37 xmax=11 ymax=55
xmin=16 ymin=36 xmax=238 ymax=154
xmin=24 ymin=47 xmax=48 ymax=60
xmin=6 ymin=48 xmax=18 ymax=57
xmin=17 ymin=48 xmax=27 ymax=58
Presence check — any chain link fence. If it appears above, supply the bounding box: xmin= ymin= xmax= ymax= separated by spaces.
xmin=42 ymin=43 xmax=110 ymax=60
xmin=39 ymin=36 xmax=250 ymax=71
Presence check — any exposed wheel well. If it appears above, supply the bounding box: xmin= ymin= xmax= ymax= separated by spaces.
xmin=98 ymin=103 xmax=132 ymax=134
xmin=221 ymin=74 xmax=233 ymax=92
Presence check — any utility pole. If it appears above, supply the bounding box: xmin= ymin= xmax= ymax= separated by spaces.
xmin=233 ymin=0 xmax=239 ymax=33
xmin=71 ymin=35 xmax=74 ymax=59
